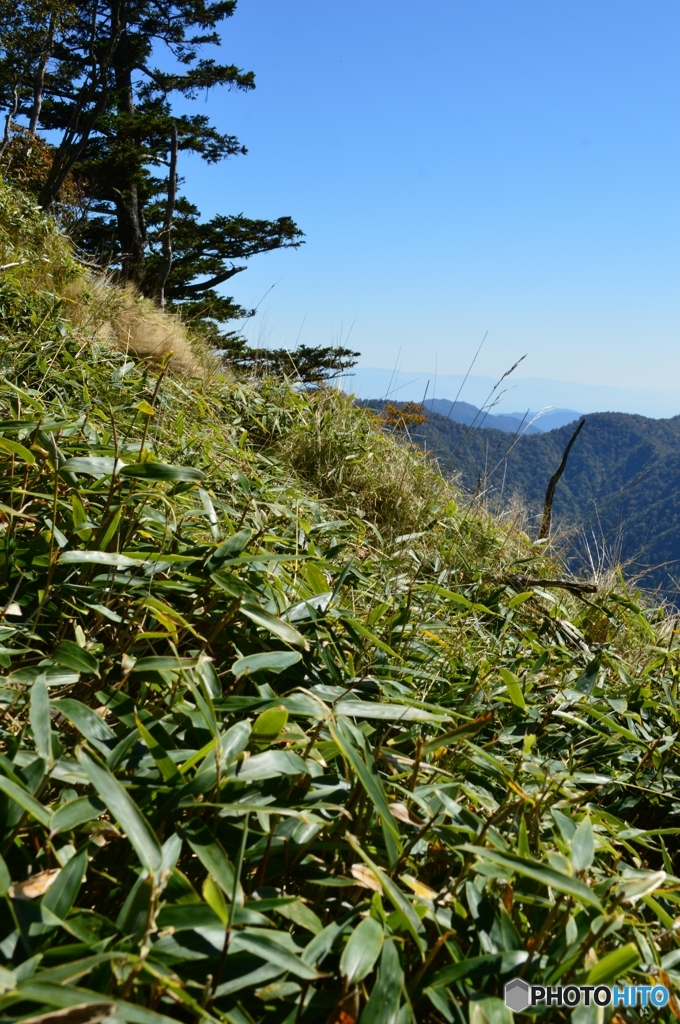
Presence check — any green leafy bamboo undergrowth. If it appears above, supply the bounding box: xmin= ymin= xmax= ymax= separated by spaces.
xmin=0 ymin=183 xmax=679 ymax=1024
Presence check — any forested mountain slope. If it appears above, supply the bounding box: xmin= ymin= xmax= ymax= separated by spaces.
xmin=382 ymin=402 xmax=680 ymax=593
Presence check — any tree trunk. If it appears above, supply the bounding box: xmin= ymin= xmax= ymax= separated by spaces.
xmin=156 ymin=123 xmax=178 ymax=306
xmin=37 ymin=2 xmax=123 ymax=209
xmin=28 ymin=12 xmax=56 ymax=137
xmin=0 ymin=86 xmax=18 ymax=161
xmin=112 ymin=0 xmax=146 ymax=285
xmin=114 ymin=187 xmax=146 ymax=286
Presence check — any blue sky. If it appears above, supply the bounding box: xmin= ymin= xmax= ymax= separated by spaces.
xmin=178 ymin=1 xmax=680 ymax=412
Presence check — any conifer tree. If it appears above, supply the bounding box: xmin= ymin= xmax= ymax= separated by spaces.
xmin=0 ymin=0 xmax=304 ymax=336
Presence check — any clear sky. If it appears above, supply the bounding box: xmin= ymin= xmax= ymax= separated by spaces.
xmin=178 ymin=1 xmax=680 ymax=411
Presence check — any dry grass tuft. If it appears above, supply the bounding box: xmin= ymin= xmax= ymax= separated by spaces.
xmin=276 ymin=387 xmax=451 ymax=540
xmin=62 ymin=277 xmax=218 ymax=378
xmin=0 ymin=179 xmax=218 ymax=381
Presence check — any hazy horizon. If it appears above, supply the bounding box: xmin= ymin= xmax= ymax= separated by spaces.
xmin=342 ymin=366 xmax=680 ymax=420
xmin=174 ymin=0 xmax=680 ymax=411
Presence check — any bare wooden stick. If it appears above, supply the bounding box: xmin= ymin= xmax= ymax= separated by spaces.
xmin=538 ymin=418 xmax=585 ymax=540
xmin=503 ymin=573 xmax=597 ymax=595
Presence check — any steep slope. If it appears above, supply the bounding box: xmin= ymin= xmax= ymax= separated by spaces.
xmin=0 ymin=184 xmax=679 ymax=1024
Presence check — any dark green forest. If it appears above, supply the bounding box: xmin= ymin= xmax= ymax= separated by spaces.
xmin=375 ymin=401 xmax=680 ymax=595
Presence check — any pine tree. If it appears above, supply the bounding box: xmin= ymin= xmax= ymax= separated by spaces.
xmin=0 ymin=0 xmax=304 ymax=337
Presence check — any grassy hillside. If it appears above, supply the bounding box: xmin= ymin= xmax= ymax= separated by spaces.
xmin=1 ymin=184 xmax=680 ymax=1024
xmin=379 ymin=402 xmax=680 ymax=596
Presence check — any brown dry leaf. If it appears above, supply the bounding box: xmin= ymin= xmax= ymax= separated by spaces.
xmin=388 ymin=801 xmax=424 ymax=826
xmin=324 ymin=991 xmax=359 ymax=1024
xmin=18 ymin=1003 xmax=116 ymax=1024
xmin=658 ymin=971 xmax=680 ymax=1019
xmin=9 ymin=868 xmax=60 ymax=899
xmin=325 ymin=1011 xmax=356 ymax=1024
xmin=584 ymin=948 xmax=598 ymax=972
xmin=350 ymin=863 xmax=381 ymax=892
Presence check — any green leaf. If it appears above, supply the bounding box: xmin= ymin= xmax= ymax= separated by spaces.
xmin=51 ymin=641 xmax=100 ymax=677
xmin=274 ymin=899 xmax=323 ymax=935
xmin=135 ymin=714 xmax=181 ymax=782
xmin=340 ymin=916 xmax=384 ymax=983
xmin=77 ymin=750 xmax=162 ymax=874
xmin=469 ymin=997 xmax=514 ymax=1024
xmin=199 ymin=487 xmax=220 ymax=540
xmin=13 ymin=981 xmax=180 ymax=1024
xmin=131 ymin=656 xmax=199 ymax=672
xmin=241 ymin=602 xmax=308 ymax=647
xmin=0 ymin=437 xmax=35 ymax=464
xmin=330 ymin=721 xmax=401 ymax=865
xmin=210 ymin=528 xmax=252 ymax=562
xmin=119 ymin=462 xmax=205 ymax=482
xmin=462 ymin=846 xmax=603 ymax=909
xmin=60 ymin=456 xmax=124 ymax=476
xmin=342 ymin=616 xmax=398 ymax=658
xmin=30 ymin=677 xmax=52 ymax=765
xmin=234 ymin=749 xmax=309 ymax=782
xmin=251 ymin=706 xmax=289 ymax=740
xmin=53 ymin=699 xmax=116 ymax=754
xmin=518 ymin=815 xmax=530 ymax=856
xmin=586 ymin=942 xmax=640 ymax=985
xmin=133 ymin=400 xmax=155 ymax=416
xmin=430 ymin=952 xmax=529 ymax=988
xmin=0 ymin=853 xmax=11 ymax=896
xmin=231 ymin=650 xmax=302 ymax=676
xmin=185 ymin=825 xmax=242 ymax=903
xmin=50 ymin=795 xmax=105 ymax=834
xmin=202 ymin=876 xmax=228 ymax=923
xmin=499 ymin=668 xmax=525 ymax=709
xmin=336 ymin=700 xmax=449 ymax=722
xmin=571 ymin=815 xmax=594 ymax=872
xmin=347 ymin=835 xmax=425 ymax=955
xmin=59 ymin=550 xmax=150 ymax=568
xmin=219 ymin=720 xmax=252 ymax=767
xmin=42 ymin=848 xmax=87 ymax=919
xmin=230 ymin=932 xmax=320 ymax=981
xmin=0 ymin=774 xmax=51 ymax=827
xmin=360 ymin=938 xmax=403 ymax=1024
xmin=0 ymin=966 xmax=16 ymax=995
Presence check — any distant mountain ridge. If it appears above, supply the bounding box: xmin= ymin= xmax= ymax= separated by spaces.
xmin=423 ymin=398 xmax=582 ymax=434
xmin=348 ymin=366 xmax=680 ymax=418
xmin=367 ymin=400 xmax=680 ymax=595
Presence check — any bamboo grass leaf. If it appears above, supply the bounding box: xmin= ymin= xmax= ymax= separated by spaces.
xmin=76 ymin=750 xmax=162 ymax=875
xmin=241 ymin=602 xmax=308 ymax=647
xmin=119 ymin=462 xmax=205 ymax=482
xmin=461 ymin=846 xmax=603 ymax=909
xmin=330 ymin=721 xmax=402 ymax=865
xmin=340 ymin=916 xmax=384 ymax=983
xmin=30 ymin=677 xmax=52 ymax=766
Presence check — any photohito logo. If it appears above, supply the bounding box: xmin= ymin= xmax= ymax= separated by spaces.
xmin=504 ymin=979 xmax=669 ymax=1012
